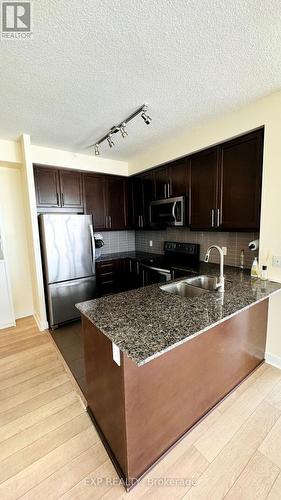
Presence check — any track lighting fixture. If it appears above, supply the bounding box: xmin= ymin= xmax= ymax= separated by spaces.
xmin=141 ymin=105 xmax=152 ymax=125
xmin=107 ymin=134 xmax=114 ymax=148
xmin=141 ymin=110 xmax=152 ymax=125
xmin=88 ymin=104 xmax=151 ymax=156
xmin=120 ymin=123 xmax=128 ymax=138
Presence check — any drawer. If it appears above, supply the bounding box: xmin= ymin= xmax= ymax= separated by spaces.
xmin=96 ymin=261 xmax=116 ymax=271
xmin=99 ymin=280 xmax=118 ymax=296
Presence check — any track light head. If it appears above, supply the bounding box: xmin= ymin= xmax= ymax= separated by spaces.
xmin=94 ymin=144 xmax=100 ymax=156
xmin=141 ymin=111 xmax=152 ymax=125
xmin=107 ymin=134 xmax=114 ymax=148
xmin=120 ymin=123 xmax=128 ymax=138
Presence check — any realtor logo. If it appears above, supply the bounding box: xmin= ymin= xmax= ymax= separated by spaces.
xmin=1 ymin=2 xmax=32 ymax=38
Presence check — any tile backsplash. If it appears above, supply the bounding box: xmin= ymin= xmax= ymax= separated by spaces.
xmin=135 ymin=227 xmax=259 ymax=269
xmin=98 ymin=228 xmax=259 ymax=268
xmin=99 ymin=231 xmax=135 ymax=255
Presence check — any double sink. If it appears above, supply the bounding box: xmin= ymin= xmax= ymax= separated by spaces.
xmin=160 ymin=275 xmax=222 ymax=298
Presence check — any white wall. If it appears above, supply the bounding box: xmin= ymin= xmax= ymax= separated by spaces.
xmin=0 ymin=165 xmax=33 ymax=318
xmin=31 ymin=144 xmax=129 ymax=176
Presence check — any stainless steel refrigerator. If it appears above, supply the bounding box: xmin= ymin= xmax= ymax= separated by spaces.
xmin=39 ymin=214 xmax=97 ymax=329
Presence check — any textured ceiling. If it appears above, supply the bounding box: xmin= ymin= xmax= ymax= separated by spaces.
xmin=1 ymin=0 xmax=281 ymax=161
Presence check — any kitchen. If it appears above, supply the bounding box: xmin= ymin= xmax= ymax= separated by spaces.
xmin=1 ymin=2 xmax=281 ymax=499
xmin=29 ymin=126 xmax=281 ymax=489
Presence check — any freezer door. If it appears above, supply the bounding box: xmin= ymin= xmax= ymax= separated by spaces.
xmin=47 ymin=276 xmax=97 ymax=328
xmin=39 ymin=214 xmax=95 ymax=283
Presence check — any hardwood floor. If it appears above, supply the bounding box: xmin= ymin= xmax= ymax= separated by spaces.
xmin=1 ymin=317 xmax=281 ymax=499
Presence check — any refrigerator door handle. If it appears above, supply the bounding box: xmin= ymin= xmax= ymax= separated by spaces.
xmin=89 ymin=224 xmax=96 ymax=275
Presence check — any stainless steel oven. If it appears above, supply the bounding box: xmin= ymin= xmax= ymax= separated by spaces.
xmin=149 ymin=196 xmax=185 ymax=227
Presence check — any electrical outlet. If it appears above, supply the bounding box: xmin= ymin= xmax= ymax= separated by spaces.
xmin=222 ymin=246 xmax=227 ymax=256
xmin=272 ymin=255 xmax=281 ymax=267
xmin=149 ymin=240 xmax=153 ymax=247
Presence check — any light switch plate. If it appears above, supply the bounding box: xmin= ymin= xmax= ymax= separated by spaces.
xmin=222 ymin=246 xmax=227 ymax=256
xmin=272 ymin=255 xmax=281 ymax=268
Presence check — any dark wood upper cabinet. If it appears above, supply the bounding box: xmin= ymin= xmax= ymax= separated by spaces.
xmin=34 ymin=166 xmax=61 ymax=208
xmin=189 ymin=148 xmax=219 ymax=230
xmin=131 ymin=177 xmax=144 ymax=228
xmin=83 ymin=174 xmax=107 ymax=230
xmin=154 ymin=159 xmax=188 ymax=200
xmin=168 ymin=158 xmax=188 ymax=198
xmin=107 ymin=177 xmax=128 ymax=230
xmin=131 ymin=172 xmax=155 ymax=229
xmin=218 ymin=130 xmax=263 ymax=230
xmin=59 ymin=170 xmax=83 ymax=209
xmin=141 ymin=171 xmax=155 ymax=227
xmin=154 ymin=166 xmax=168 ymax=199
xmin=84 ymin=174 xmax=129 ymax=231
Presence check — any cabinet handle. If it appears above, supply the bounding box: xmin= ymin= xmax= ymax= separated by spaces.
xmin=167 ymin=183 xmax=170 ymax=198
xmin=217 ymin=209 xmax=220 ymax=227
xmin=138 ymin=215 xmax=141 ymax=228
xmin=56 ymin=192 xmax=60 ymax=206
xmin=129 ymin=260 xmax=132 ymax=273
xmin=105 ymin=216 xmax=108 ymax=229
xmin=109 ymin=215 xmax=112 ymax=228
xmin=141 ymin=215 xmax=144 ymax=228
xmin=211 ymin=209 xmax=215 ymax=228
xmin=61 ymin=193 xmax=64 ymax=206
xmin=164 ymin=184 xmax=167 ymax=199
xmin=136 ymin=262 xmax=140 ymax=275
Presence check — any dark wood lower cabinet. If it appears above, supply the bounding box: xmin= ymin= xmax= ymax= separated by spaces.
xmin=96 ymin=258 xmax=142 ymax=296
xmin=82 ymin=299 xmax=268 ymax=488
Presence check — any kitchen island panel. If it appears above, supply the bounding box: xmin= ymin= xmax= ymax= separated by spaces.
xmin=82 ymin=299 xmax=268 ymax=484
xmin=82 ymin=316 xmax=127 ymax=477
xmin=123 ymin=298 xmax=268 ymax=479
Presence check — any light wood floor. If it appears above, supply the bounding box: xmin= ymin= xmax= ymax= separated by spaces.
xmin=1 ymin=318 xmax=281 ymax=500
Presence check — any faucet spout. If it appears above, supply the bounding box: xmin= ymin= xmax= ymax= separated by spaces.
xmin=204 ymin=245 xmax=225 ymax=292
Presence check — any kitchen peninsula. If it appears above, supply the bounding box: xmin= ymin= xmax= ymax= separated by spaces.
xmin=76 ymin=264 xmax=281 ymax=489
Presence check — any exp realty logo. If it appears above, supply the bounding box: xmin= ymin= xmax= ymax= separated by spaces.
xmin=1 ymin=2 xmax=32 ymax=38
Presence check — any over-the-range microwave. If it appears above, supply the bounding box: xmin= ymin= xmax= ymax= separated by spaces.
xmin=149 ymin=196 xmax=185 ymax=227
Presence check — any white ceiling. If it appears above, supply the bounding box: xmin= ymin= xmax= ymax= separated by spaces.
xmin=1 ymin=0 xmax=281 ymax=161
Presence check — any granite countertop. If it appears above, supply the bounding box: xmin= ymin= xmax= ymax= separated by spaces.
xmin=76 ymin=263 xmax=281 ymax=366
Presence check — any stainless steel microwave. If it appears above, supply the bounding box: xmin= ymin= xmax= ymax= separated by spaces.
xmin=149 ymin=196 xmax=185 ymax=227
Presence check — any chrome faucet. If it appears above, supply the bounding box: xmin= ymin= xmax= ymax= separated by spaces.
xmin=204 ymin=245 xmax=225 ymax=292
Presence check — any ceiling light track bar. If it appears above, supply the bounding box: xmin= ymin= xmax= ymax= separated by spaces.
xmin=91 ymin=104 xmax=151 ymax=155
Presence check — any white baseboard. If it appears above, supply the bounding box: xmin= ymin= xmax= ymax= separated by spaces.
xmin=33 ymin=312 xmax=49 ymax=331
xmin=0 ymin=320 xmax=16 ymax=330
xmin=265 ymin=353 xmax=281 ymax=370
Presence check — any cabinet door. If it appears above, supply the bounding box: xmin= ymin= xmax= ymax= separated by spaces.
xmin=154 ymin=166 xmax=169 ymax=199
xmin=34 ymin=166 xmax=61 ymax=208
xmin=83 ymin=174 xmax=107 ymax=230
xmin=59 ymin=170 xmax=83 ymax=209
xmin=141 ymin=171 xmax=155 ymax=227
xmin=189 ymin=148 xmax=218 ymax=230
xmin=107 ymin=177 xmax=127 ymax=230
xmin=132 ymin=177 xmax=144 ymax=228
xmin=168 ymin=158 xmax=188 ymax=197
xmin=219 ymin=130 xmax=263 ymax=230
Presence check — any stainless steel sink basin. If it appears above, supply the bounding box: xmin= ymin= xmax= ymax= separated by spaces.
xmin=160 ymin=281 xmax=210 ymax=298
xmin=185 ymin=275 xmax=219 ymax=291
xmin=160 ymin=275 xmax=231 ymax=298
